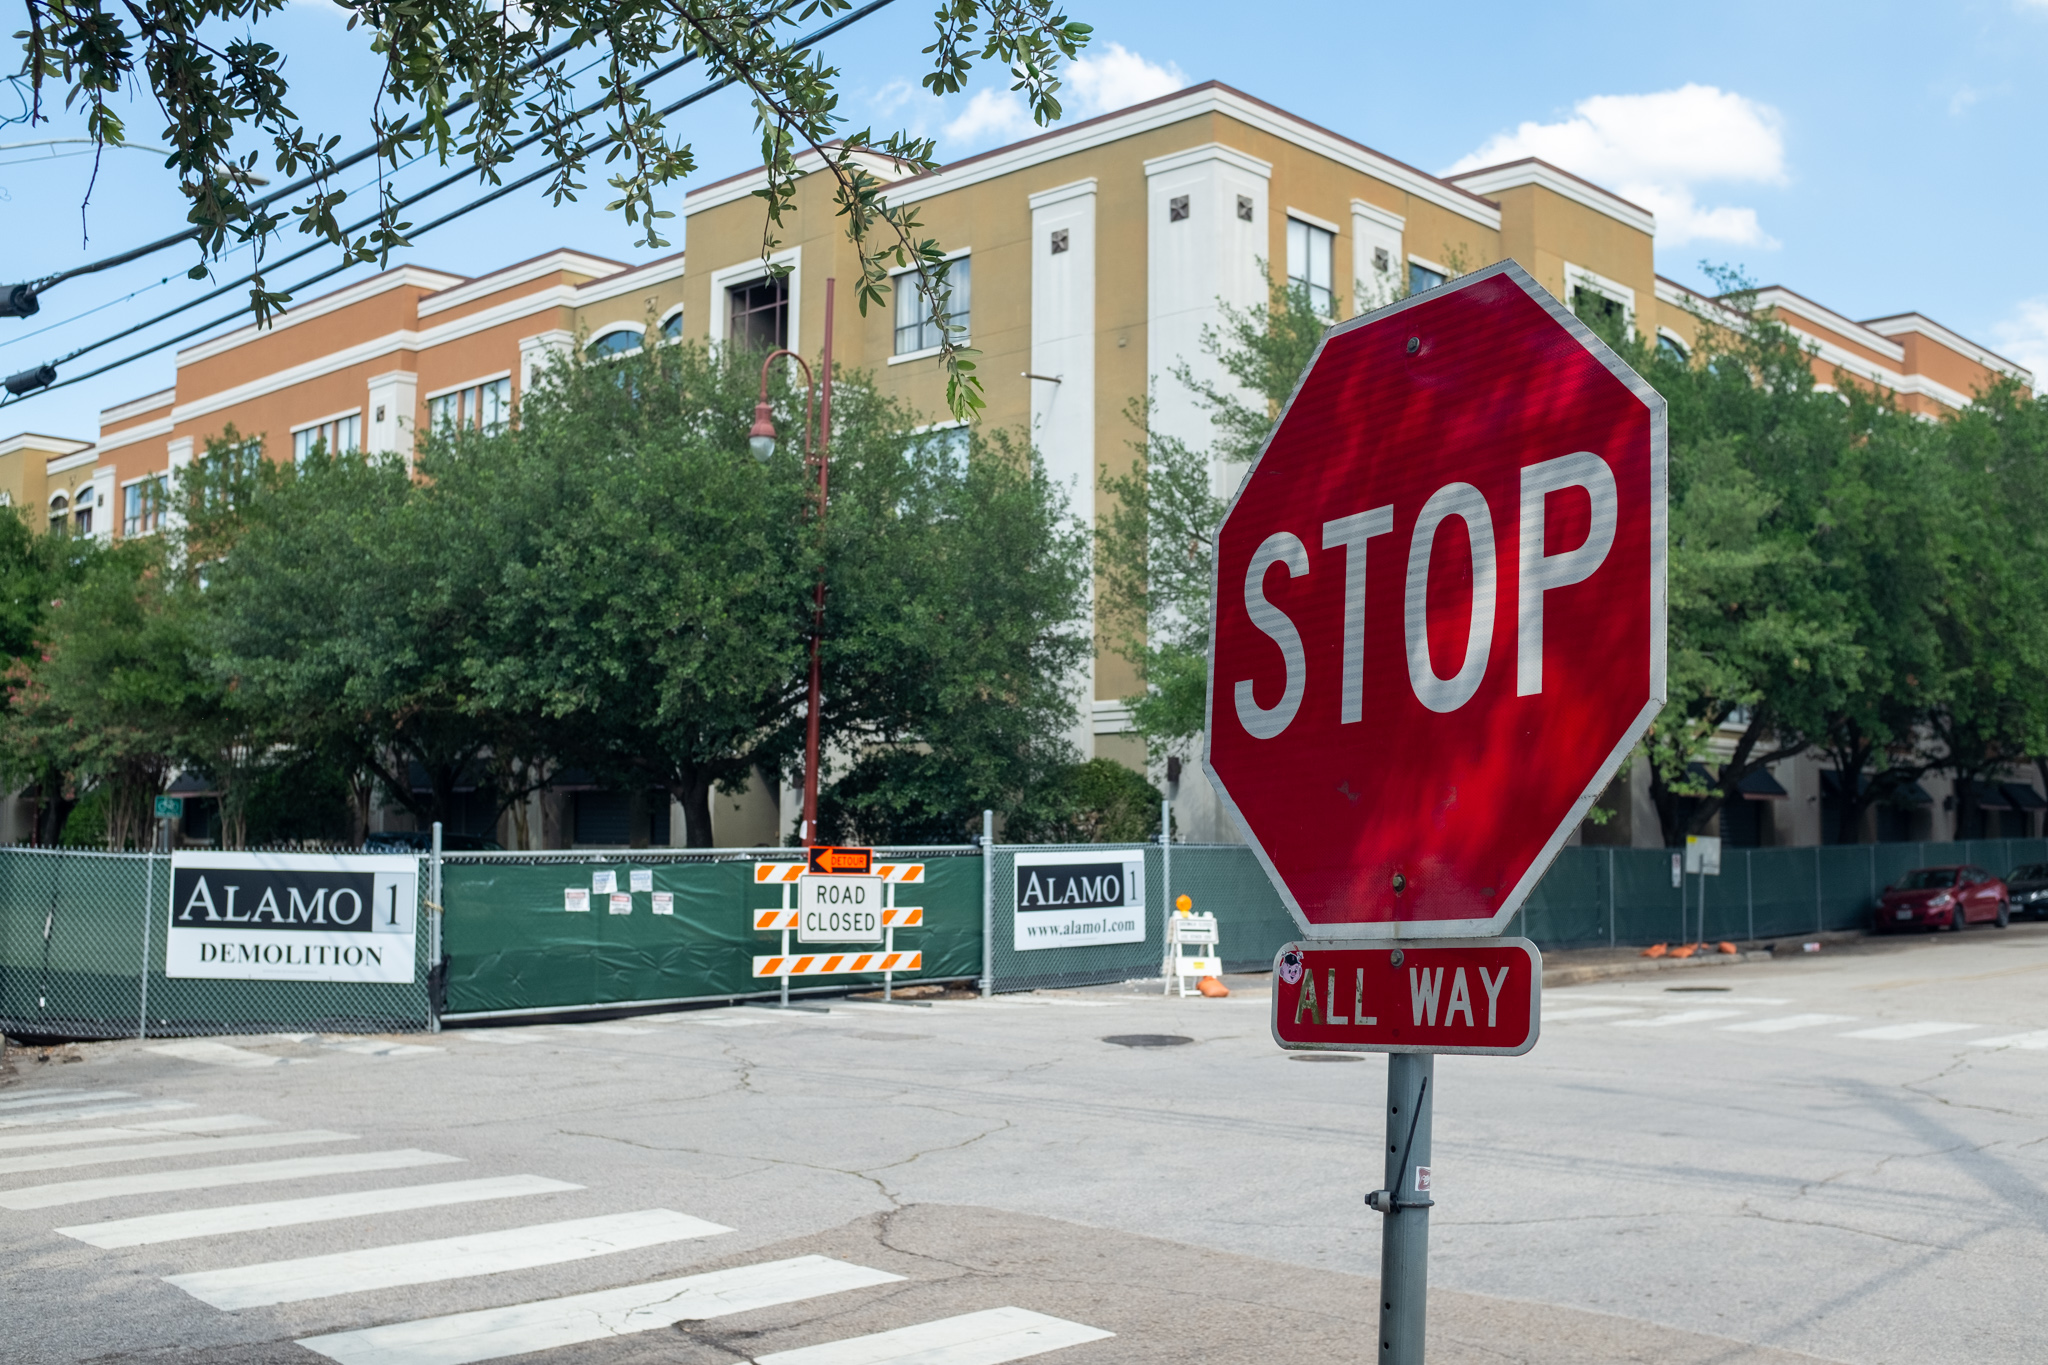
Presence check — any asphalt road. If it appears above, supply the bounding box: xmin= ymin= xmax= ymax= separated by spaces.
xmin=4 ymin=921 xmax=2046 ymax=1365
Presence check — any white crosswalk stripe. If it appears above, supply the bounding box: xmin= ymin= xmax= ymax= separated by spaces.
xmin=166 ymin=1208 xmax=733 ymax=1309
xmin=295 ymin=1255 xmax=906 ymax=1365
xmin=59 ymin=1174 xmax=582 ymax=1247
xmin=0 ymin=1115 xmax=269 ymax=1152
xmin=460 ymin=1032 xmax=540 ymax=1045
xmin=0 ymin=1128 xmax=353 ymax=1176
xmin=1720 ymin=1014 xmax=1857 ymax=1033
xmin=756 ymin=1307 xmax=1114 ymax=1365
xmin=0 ymin=1099 xmax=194 ymax=1128
xmin=0 ymin=1148 xmax=462 ymax=1210
xmin=148 ymin=1040 xmax=309 ymax=1069
xmin=1839 ymin=1021 xmax=1980 ymax=1041
xmin=0 ymin=1089 xmax=134 ymax=1111
xmin=322 ymin=1040 xmax=443 ymax=1057
xmin=1613 ymin=1009 xmax=1745 ymax=1028
xmin=1540 ymin=1006 xmax=1642 ymax=1021
xmin=1968 ymin=1029 xmax=2048 ymax=1050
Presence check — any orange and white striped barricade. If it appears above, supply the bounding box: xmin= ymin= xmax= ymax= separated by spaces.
xmin=752 ymin=861 xmax=927 ymax=1003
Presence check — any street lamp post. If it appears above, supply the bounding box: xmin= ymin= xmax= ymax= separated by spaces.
xmin=746 ymin=278 xmax=835 ymax=847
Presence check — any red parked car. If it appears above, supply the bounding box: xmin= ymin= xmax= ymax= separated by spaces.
xmin=1873 ymin=865 xmax=2010 ymax=933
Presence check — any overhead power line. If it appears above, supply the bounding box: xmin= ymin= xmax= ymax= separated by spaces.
xmin=0 ymin=0 xmax=898 ymax=409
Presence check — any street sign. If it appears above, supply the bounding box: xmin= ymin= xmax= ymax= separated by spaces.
xmin=1271 ymin=939 xmax=1540 ymax=1054
xmin=1205 ymin=260 xmax=1666 ymax=940
xmin=808 ymin=845 xmax=872 ymax=876
xmin=1684 ymin=834 xmax=1722 ymax=875
xmin=154 ymin=796 xmax=184 ymax=819
xmin=797 ymin=874 xmax=883 ymax=942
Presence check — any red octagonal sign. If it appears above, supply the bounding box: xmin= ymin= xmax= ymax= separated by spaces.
xmin=1205 ymin=261 xmax=1666 ymax=938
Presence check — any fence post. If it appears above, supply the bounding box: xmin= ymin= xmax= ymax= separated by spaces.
xmin=980 ymin=810 xmax=994 ymax=998
xmin=138 ymin=823 xmax=159 ymax=1041
xmin=1746 ymin=850 xmax=1754 ymax=945
xmin=1814 ymin=846 xmax=1823 ymax=935
xmin=428 ymin=822 xmax=443 ymax=1033
xmin=1607 ymin=847 xmax=1615 ymax=948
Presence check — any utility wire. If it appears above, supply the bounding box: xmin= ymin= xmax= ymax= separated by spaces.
xmin=0 ymin=0 xmax=897 ymax=408
xmin=20 ymin=30 xmax=595 ymax=295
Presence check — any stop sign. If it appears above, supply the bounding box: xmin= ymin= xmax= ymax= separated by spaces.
xmin=1204 ymin=261 xmax=1665 ymax=938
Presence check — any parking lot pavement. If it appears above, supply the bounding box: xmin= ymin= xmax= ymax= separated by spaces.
xmin=4 ymin=920 xmax=2046 ymax=1364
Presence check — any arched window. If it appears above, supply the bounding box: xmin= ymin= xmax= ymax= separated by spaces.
xmin=72 ymin=485 xmax=94 ymax=537
xmin=661 ymin=310 xmax=683 ymax=343
xmin=1657 ymin=331 xmax=1691 ymax=362
xmin=586 ymin=328 xmax=644 ymax=359
xmin=47 ymin=490 xmax=68 ymax=536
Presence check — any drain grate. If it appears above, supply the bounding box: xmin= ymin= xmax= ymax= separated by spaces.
xmin=1102 ymin=1034 xmax=1193 ymax=1048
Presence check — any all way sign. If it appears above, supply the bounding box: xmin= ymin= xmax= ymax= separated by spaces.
xmin=1270 ymin=939 xmax=1540 ymax=1055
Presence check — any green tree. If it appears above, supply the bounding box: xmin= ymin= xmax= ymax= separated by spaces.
xmin=0 ymin=507 xmax=95 ymax=841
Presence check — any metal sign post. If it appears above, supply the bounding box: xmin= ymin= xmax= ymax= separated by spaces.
xmin=1375 ymin=1053 xmax=1433 ymax=1365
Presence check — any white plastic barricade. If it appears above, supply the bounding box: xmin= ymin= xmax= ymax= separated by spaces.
xmin=1163 ymin=910 xmax=1223 ymax=997
xmin=752 ymin=861 xmax=926 ymax=1003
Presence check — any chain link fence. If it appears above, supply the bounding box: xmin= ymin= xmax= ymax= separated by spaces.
xmin=11 ymin=836 xmax=2044 ymax=1037
xmin=437 ymin=846 xmax=984 ymax=1020
xmin=0 ymin=848 xmax=432 ymax=1042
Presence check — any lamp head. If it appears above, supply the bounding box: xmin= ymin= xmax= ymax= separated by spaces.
xmin=748 ymin=400 xmax=777 ymax=463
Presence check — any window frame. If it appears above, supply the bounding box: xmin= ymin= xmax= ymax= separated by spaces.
xmin=1562 ymin=262 xmax=1638 ymax=332
xmin=1406 ymin=255 xmax=1450 ymax=296
xmin=726 ymin=274 xmax=791 ymax=353
xmin=290 ymin=408 xmax=363 ymax=463
xmin=122 ymin=473 xmax=168 ymax=538
xmin=584 ymin=326 xmax=646 ymax=360
xmin=424 ymin=374 xmax=513 ymax=434
xmin=888 ymin=251 xmax=972 ymax=362
xmin=1285 ymin=214 xmax=1337 ymax=318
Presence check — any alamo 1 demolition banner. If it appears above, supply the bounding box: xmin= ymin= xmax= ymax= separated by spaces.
xmin=166 ymin=853 xmax=420 ymax=983
xmin=1013 ymin=850 xmax=1146 ymax=951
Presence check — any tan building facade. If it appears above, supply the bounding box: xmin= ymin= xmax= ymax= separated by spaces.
xmin=4 ymin=80 xmax=2035 ymax=847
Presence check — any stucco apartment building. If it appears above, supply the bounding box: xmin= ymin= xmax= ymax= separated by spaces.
xmin=1 ymin=81 xmax=2036 ymax=849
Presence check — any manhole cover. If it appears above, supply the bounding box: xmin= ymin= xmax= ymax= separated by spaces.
xmin=1288 ymin=1053 xmax=1363 ymax=1063
xmin=1102 ymin=1034 xmax=1194 ymax=1048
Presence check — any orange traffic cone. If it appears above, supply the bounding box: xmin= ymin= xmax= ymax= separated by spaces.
xmin=1641 ymin=943 xmax=1668 ymax=958
xmin=1197 ymin=976 xmax=1230 ymax=997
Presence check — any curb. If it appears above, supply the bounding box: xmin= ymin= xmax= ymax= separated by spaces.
xmin=1542 ymin=948 xmax=1775 ymax=989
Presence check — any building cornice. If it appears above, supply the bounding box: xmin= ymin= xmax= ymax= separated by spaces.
xmin=1754 ymin=287 xmax=1906 ymax=364
xmin=417 ymin=249 xmax=627 ymax=318
xmin=0 ymin=432 xmax=93 ymax=459
xmin=99 ymin=389 xmax=175 ymax=425
xmin=94 ymin=417 xmax=175 ymax=456
xmin=684 ymin=146 xmax=920 ymax=216
xmin=569 ymin=252 xmax=688 ymax=309
xmin=1447 ymin=158 xmax=1656 ymax=236
xmin=1863 ymin=313 xmax=2031 ymax=385
xmin=175 ymin=266 xmax=463 ymax=367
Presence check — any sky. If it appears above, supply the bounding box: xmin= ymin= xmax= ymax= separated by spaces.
xmin=3 ymin=0 xmax=2046 ymax=438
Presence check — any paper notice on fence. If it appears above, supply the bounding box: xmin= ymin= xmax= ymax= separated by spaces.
xmin=565 ymin=888 xmax=590 ymax=913
xmin=592 ymin=870 xmax=617 ymax=895
xmin=630 ymin=869 xmax=654 ymax=893
xmin=609 ymin=893 xmax=632 ymax=915
xmin=651 ymin=892 xmax=674 ymax=915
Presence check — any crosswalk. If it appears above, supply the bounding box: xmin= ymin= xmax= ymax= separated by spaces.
xmin=1542 ymin=994 xmax=2045 ymax=1048
xmin=3 ymin=1082 xmax=1115 ymax=1365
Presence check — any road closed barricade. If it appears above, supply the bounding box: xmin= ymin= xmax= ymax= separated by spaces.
xmin=752 ymin=850 xmax=925 ymax=1001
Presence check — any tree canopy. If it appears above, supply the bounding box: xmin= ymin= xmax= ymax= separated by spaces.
xmin=1102 ymin=267 xmax=2048 ymax=846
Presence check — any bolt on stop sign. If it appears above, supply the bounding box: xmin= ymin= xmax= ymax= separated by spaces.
xmin=1205 ymin=260 xmax=1666 ymax=938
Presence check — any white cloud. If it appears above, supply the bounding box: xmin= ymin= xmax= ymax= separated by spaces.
xmin=1447 ymin=84 xmax=1786 ymax=248
xmin=942 ymin=88 xmax=1041 ymax=148
xmin=1991 ymin=298 xmax=2048 ymax=392
xmin=928 ymin=41 xmax=1185 ymax=155
xmin=1065 ymin=42 xmax=1187 ymax=116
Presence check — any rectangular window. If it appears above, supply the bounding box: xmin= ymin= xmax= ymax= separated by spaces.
xmin=426 ymin=378 xmax=511 ymax=434
xmin=122 ymin=476 xmax=166 ymax=538
xmin=292 ymin=412 xmax=361 ymax=462
xmin=893 ymin=258 xmax=971 ymax=356
xmin=1408 ymin=261 xmax=1447 ymax=295
xmin=727 ymin=276 xmax=789 ymax=352
xmin=1573 ymin=285 xmax=1626 ymax=333
xmin=1286 ymin=219 xmax=1335 ymax=317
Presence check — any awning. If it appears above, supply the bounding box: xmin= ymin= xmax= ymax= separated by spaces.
xmin=1970 ymin=779 xmax=2015 ymax=811
xmin=2002 ymin=782 xmax=2048 ymax=811
xmin=1738 ymin=767 xmax=1789 ymax=801
xmin=1886 ymin=780 xmax=1933 ymax=807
